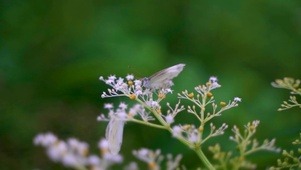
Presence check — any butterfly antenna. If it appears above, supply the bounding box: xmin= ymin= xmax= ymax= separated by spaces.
xmin=128 ymin=65 xmax=144 ymax=78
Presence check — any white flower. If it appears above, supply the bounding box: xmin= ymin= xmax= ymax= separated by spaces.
xmin=133 ymin=148 xmax=162 ymax=165
xmin=46 ymin=141 xmax=67 ymax=162
xmin=108 ymin=75 xmax=116 ymax=81
xmin=105 ymin=75 xmax=116 ymax=84
xmin=146 ymin=100 xmax=160 ymax=109
xmin=172 ymin=126 xmax=182 ymax=137
xmin=116 ymin=77 xmax=124 ymax=85
xmin=209 ymin=76 xmax=218 ymax=83
xmin=129 ymin=104 xmax=142 ymax=117
xmin=165 ymin=88 xmax=173 ymax=94
xmin=252 ymin=120 xmax=260 ymax=127
xmin=126 ymin=74 xmax=134 ymax=80
xmin=96 ymin=114 xmax=107 ymax=121
xmin=62 ymin=153 xmax=81 ymax=167
xmin=104 ymin=103 xmax=113 ymax=109
xmin=88 ymin=155 xmax=100 ymax=165
xmin=234 ymin=97 xmax=242 ymax=102
xmin=188 ymin=130 xmax=200 ymax=143
xmin=124 ymin=162 xmax=139 ymax=170
xmin=165 ymin=114 xmax=174 ymax=124
xmin=98 ymin=139 xmax=109 ymax=149
xmin=103 ymin=153 xmax=123 ymax=163
xmin=67 ymin=138 xmax=88 ymax=155
xmin=137 ymin=148 xmax=149 ymax=156
xmin=134 ymin=79 xmax=142 ymax=86
xmin=209 ymin=76 xmax=221 ymax=89
xmin=119 ymin=102 xmax=128 ymax=110
xmin=34 ymin=133 xmax=57 ymax=146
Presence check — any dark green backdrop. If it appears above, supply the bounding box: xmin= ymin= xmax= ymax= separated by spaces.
xmin=1 ymin=0 xmax=301 ymax=169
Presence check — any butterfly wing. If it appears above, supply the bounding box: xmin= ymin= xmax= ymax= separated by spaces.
xmin=106 ymin=116 xmax=125 ymax=155
xmin=147 ymin=63 xmax=185 ymax=89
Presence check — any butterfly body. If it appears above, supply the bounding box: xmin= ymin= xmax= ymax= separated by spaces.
xmin=142 ymin=63 xmax=185 ymax=89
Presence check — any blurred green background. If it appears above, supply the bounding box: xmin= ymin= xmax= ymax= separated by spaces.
xmin=1 ymin=0 xmax=301 ymax=169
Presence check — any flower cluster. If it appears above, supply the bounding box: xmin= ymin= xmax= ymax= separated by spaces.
xmin=209 ymin=121 xmax=280 ymax=169
xmin=230 ymin=120 xmax=280 ymax=153
xmin=34 ymin=133 xmax=122 ymax=170
xmin=33 ymin=67 xmax=291 ymax=170
xmin=99 ymin=73 xmax=247 ymax=169
xmin=172 ymin=123 xmax=228 ymax=148
xmin=269 ymin=78 xmax=301 ymax=169
xmin=269 ymin=133 xmax=301 ymax=170
xmin=99 ymin=74 xmax=173 ymax=103
xmin=271 ymin=77 xmax=301 ymax=111
xmin=97 ymin=103 xmax=152 ymax=123
xmin=132 ymin=148 xmax=182 ymax=170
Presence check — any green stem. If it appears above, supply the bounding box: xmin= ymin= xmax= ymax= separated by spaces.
xmin=195 ymin=149 xmax=215 ymax=170
xmin=129 ymin=119 xmax=166 ymax=129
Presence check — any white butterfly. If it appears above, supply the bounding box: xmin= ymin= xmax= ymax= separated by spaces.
xmin=105 ymin=64 xmax=185 ymax=155
xmin=142 ymin=63 xmax=185 ymax=89
xmin=106 ymin=116 xmax=125 ymax=155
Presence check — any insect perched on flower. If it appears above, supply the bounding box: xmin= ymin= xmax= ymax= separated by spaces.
xmin=105 ymin=103 xmax=128 ymax=155
xmin=104 ymin=64 xmax=185 ymax=155
xmin=106 ymin=116 xmax=125 ymax=155
xmin=142 ymin=64 xmax=185 ymax=89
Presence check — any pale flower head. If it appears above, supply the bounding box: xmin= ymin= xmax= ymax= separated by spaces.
xmin=126 ymin=74 xmax=134 ymax=80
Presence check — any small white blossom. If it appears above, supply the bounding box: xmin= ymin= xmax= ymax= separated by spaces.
xmin=166 ymin=154 xmax=183 ymax=170
xmin=234 ymin=97 xmax=242 ymax=102
xmin=62 ymin=153 xmax=83 ymax=167
xmin=209 ymin=76 xmax=221 ymax=89
xmin=101 ymin=92 xmax=107 ymax=98
xmin=209 ymin=76 xmax=218 ymax=83
xmin=67 ymin=138 xmax=88 ymax=156
xmin=124 ymin=162 xmax=139 ymax=170
xmin=146 ymin=100 xmax=160 ymax=109
xmin=98 ymin=139 xmax=109 ymax=149
xmin=251 ymin=120 xmax=260 ymax=127
xmin=135 ymin=89 xmax=143 ymax=96
xmin=88 ymin=155 xmax=100 ymax=165
xmin=165 ymin=88 xmax=173 ymax=94
xmin=188 ymin=130 xmax=200 ymax=143
xmin=137 ymin=148 xmax=149 ymax=156
xmin=165 ymin=114 xmax=174 ymax=124
xmin=34 ymin=133 xmax=57 ymax=146
xmin=46 ymin=142 xmax=65 ymax=162
xmin=104 ymin=103 xmax=114 ymax=109
xmin=133 ymin=148 xmax=162 ymax=164
xmin=172 ymin=126 xmax=182 ymax=137
xmin=129 ymin=104 xmax=143 ymax=117
xmin=97 ymin=114 xmax=107 ymax=121
xmin=103 ymin=153 xmax=123 ymax=163
xmin=117 ymin=77 xmax=124 ymax=85
xmin=126 ymin=74 xmax=134 ymax=80
xmin=106 ymin=75 xmax=116 ymax=84
xmin=119 ymin=102 xmax=128 ymax=110
xmin=134 ymin=79 xmax=142 ymax=86
xmin=108 ymin=75 xmax=116 ymax=81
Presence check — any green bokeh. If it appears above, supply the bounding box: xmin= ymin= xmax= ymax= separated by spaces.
xmin=1 ymin=0 xmax=301 ymax=169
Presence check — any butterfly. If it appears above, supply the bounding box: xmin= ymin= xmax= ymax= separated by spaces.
xmin=106 ymin=116 xmax=124 ymax=155
xmin=142 ymin=63 xmax=185 ymax=89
